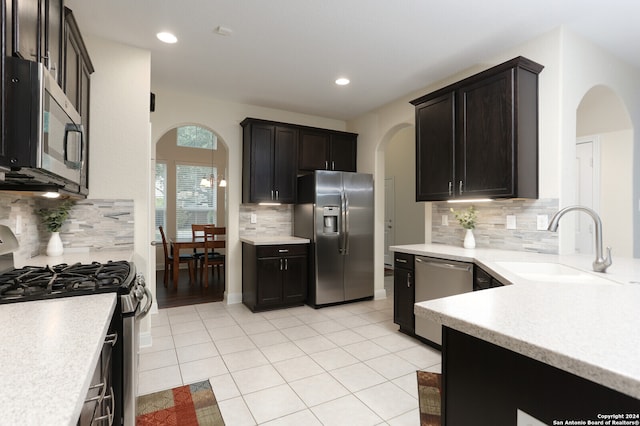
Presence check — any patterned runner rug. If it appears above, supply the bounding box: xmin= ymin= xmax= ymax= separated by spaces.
xmin=136 ymin=380 xmax=225 ymax=425
xmin=417 ymin=370 xmax=442 ymax=426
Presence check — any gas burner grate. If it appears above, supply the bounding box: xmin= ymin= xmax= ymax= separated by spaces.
xmin=0 ymin=260 xmax=132 ymax=302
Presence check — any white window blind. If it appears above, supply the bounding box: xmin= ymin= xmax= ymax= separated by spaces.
xmin=155 ymin=162 xmax=167 ymax=240
xmin=176 ymin=164 xmax=217 ymax=238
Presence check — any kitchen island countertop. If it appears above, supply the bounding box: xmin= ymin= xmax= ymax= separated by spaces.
xmin=0 ymin=293 xmax=117 ymax=425
xmin=390 ymin=243 xmax=640 ymax=400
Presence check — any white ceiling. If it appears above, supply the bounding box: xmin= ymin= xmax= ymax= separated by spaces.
xmin=65 ymin=0 xmax=640 ymax=121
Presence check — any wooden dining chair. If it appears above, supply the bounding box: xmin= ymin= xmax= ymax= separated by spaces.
xmin=201 ymin=226 xmax=226 ymax=288
xmin=191 ymin=224 xmax=215 ymax=267
xmin=159 ymin=226 xmax=196 ymax=287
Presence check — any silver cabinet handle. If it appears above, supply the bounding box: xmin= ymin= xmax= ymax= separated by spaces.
xmin=104 ymin=333 xmax=117 ymax=347
xmin=325 ymin=160 xmax=329 ymax=170
xmin=280 ymin=258 xmax=284 ymax=270
xmin=332 ymin=161 xmax=335 ymax=170
xmin=278 ymin=249 xmax=289 ymax=253
xmin=285 ymin=258 xmax=288 ymax=270
xmin=92 ymin=387 xmax=115 ymax=425
xmin=459 ymin=180 xmax=463 ymax=194
xmin=448 ymin=181 xmax=453 ymax=196
xmin=395 ymin=258 xmax=407 ymax=264
xmin=275 ymin=190 xmax=279 ymax=200
xmin=407 ymin=272 xmax=412 ymax=288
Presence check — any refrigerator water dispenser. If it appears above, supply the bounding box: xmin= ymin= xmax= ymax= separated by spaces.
xmin=323 ymin=206 xmax=339 ymax=233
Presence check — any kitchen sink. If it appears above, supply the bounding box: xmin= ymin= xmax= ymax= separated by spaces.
xmin=495 ymin=261 xmax=620 ymax=285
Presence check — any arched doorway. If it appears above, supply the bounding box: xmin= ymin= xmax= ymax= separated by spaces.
xmin=574 ymin=85 xmax=633 ymax=257
xmin=154 ymin=124 xmax=229 ymax=307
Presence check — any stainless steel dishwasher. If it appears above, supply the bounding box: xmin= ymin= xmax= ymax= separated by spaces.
xmin=415 ymin=256 xmax=473 ymax=345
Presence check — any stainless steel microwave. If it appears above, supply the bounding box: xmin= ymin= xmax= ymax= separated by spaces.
xmin=1 ymin=56 xmax=87 ymax=196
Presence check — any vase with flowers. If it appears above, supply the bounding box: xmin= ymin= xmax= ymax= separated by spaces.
xmin=450 ymin=206 xmax=477 ymax=249
xmin=38 ymin=200 xmax=75 ymax=256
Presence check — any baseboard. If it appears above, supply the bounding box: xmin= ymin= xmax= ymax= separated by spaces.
xmin=139 ymin=330 xmax=152 ymax=348
xmin=374 ymin=288 xmax=387 ymax=300
xmin=226 ymin=292 xmax=242 ymax=305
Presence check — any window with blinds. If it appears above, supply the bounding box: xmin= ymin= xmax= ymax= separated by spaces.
xmin=177 ymin=126 xmax=217 ymax=150
xmin=176 ymin=164 xmax=217 ymax=238
xmin=155 ymin=162 xmax=167 ymax=240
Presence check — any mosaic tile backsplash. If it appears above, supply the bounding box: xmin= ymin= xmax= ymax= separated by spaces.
xmin=239 ymin=204 xmax=293 ymax=237
xmin=432 ymin=198 xmax=560 ymax=253
xmin=0 ymin=193 xmax=134 ymax=261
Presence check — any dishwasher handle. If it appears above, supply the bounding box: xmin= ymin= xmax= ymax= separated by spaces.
xmin=415 ymin=257 xmax=472 ymax=273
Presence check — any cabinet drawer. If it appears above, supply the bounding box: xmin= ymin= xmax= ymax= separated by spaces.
xmin=393 ymin=252 xmax=414 ymax=270
xmin=256 ymin=244 xmax=308 ymax=258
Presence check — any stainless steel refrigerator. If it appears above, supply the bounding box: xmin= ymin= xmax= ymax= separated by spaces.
xmin=294 ymin=171 xmax=374 ymax=307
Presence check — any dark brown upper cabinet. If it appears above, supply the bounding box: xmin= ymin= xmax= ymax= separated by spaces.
xmin=242 ymin=118 xmax=299 ymax=204
xmin=5 ymin=0 xmax=63 ymax=83
xmin=298 ymin=128 xmax=357 ymax=173
xmin=411 ymin=56 xmax=544 ymax=202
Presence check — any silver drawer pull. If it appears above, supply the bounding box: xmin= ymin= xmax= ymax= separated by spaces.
xmin=104 ymin=333 xmax=117 ymax=347
xmin=395 ymin=258 xmax=407 ymax=264
xmin=92 ymin=387 xmax=115 ymax=425
xmin=278 ymin=249 xmax=289 ymax=253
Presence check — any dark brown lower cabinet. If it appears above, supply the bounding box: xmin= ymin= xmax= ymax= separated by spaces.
xmin=393 ymin=252 xmax=414 ymax=334
xmin=242 ymin=243 xmax=307 ymax=312
xmin=442 ymin=327 xmax=640 ymax=425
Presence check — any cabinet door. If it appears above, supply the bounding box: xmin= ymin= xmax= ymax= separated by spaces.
xmin=415 ymin=92 xmax=455 ymax=201
xmin=9 ymin=0 xmax=40 ymax=60
xmin=256 ymin=257 xmax=283 ymax=307
xmin=299 ymin=130 xmax=329 ymax=171
xmin=44 ymin=0 xmax=63 ymax=83
xmin=248 ymin=124 xmax=275 ymax=202
xmin=64 ymin=23 xmax=80 ymax=109
xmin=282 ymin=255 xmax=307 ymax=304
xmin=273 ymin=126 xmax=298 ymax=203
xmin=457 ymin=69 xmax=514 ymax=198
xmin=330 ymin=133 xmax=357 ymax=172
xmin=393 ymin=267 xmax=415 ymax=333
xmin=78 ymin=62 xmax=90 ymax=194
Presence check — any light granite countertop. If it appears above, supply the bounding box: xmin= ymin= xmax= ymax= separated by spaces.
xmin=0 ymin=293 xmax=117 ymax=425
xmin=390 ymin=243 xmax=640 ymax=400
xmin=240 ymin=236 xmax=310 ymax=245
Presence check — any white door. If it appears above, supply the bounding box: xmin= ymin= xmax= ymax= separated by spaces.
xmin=384 ymin=177 xmax=396 ymax=266
xmin=575 ymin=137 xmax=600 ymax=254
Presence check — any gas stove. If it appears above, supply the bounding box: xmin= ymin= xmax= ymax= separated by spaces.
xmin=0 ymin=260 xmax=135 ymax=304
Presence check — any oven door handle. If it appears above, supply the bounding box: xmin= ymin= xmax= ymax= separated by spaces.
xmin=136 ymin=286 xmax=153 ymax=319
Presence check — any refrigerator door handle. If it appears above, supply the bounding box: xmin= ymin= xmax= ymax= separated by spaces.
xmin=339 ymin=191 xmax=346 ymax=255
xmin=344 ymin=192 xmax=350 ymax=255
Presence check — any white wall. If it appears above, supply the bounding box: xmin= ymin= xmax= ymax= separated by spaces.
xmin=84 ymin=35 xmax=152 ymax=329
xmin=149 ymin=87 xmax=347 ymax=304
xmin=385 ymin=126 xmax=424 ymax=246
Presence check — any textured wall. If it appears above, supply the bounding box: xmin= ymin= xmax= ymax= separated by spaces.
xmin=432 ymin=198 xmax=560 ymax=253
xmin=0 ymin=194 xmax=134 ymax=264
xmin=239 ymin=204 xmax=293 ymax=237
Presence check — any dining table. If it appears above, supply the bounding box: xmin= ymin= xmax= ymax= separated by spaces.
xmin=168 ymin=237 xmax=224 ymax=288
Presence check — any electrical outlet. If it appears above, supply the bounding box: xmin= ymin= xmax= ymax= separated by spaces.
xmin=250 ymin=213 xmax=257 ymax=224
xmin=536 ymin=215 xmax=549 ymax=230
xmin=15 ymin=215 xmax=22 ymax=235
xmin=441 ymin=215 xmax=448 ymax=226
xmin=506 ymin=215 xmax=517 ymax=230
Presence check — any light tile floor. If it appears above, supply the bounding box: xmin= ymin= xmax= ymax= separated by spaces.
xmin=138 ymin=276 xmax=441 ymax=425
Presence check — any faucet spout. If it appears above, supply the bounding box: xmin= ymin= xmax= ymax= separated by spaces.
xmin=547 ymin=206 xmax=612 ymax=273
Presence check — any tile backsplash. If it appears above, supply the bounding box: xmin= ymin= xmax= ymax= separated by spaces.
xmin=0 ymin=193 xmax=134 ymax=263
xmin=239 ymin=204 xmax=293 ymax=237
xmin=432 ymin=198 xmax=560 ymax=253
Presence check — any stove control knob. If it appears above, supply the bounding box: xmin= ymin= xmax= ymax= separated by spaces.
xmin=134 ymin=286 xmax=145 ymax=299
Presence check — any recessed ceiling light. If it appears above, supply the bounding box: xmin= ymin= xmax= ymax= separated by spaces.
xmin=156 ymin=32 xmax=178 ymax=44
xmin=335 ymin=78 xmax=350 ymax=86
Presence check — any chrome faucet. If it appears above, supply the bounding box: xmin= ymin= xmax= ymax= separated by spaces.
xmin=547 ymin=206 xmax=612 ymax=273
